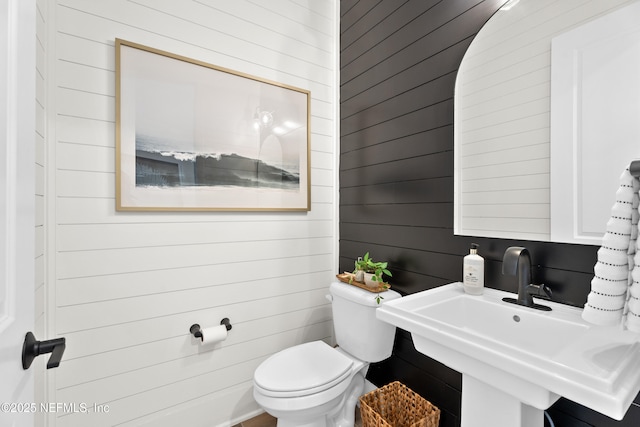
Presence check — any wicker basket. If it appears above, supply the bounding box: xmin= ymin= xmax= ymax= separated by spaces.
xmin=359 ymin=382 xmax=440 ymax=427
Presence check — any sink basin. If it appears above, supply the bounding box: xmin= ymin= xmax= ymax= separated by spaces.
xmin=377 ymin=283 xmax=640 ymax=427
xmin=418 ymin=292 xmax=589 ymax=359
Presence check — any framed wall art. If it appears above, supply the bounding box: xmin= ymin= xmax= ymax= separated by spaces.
xmin=115 ymin=39 xmax=311 ymax=211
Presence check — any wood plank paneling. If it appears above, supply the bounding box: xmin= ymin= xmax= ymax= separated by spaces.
xmin=340 ymin=100 xmax=454 ymax=153
xmin=46 ymin=1 xmax=337 ymax=426
xmin=339 ymin=1 xmax=639 ymax=426
xmin=341 ymin=40 xmax=472 ymax=123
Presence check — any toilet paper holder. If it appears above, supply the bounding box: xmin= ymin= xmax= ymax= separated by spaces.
xmin=190 ymin=318 xmax=232 ymax=340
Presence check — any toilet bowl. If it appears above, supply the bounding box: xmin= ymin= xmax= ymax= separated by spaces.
xmin=252 ymin=281 xmax=402 ymax=427
xmin=254 ymin=341 xmax=366 ymax=427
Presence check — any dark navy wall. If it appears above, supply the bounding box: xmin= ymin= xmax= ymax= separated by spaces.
xmin=338 ymin=1 xmax=640 ymax=426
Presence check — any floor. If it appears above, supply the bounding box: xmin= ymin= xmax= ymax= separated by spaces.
xmin=233 ymin=409 xmax=363 ymax=427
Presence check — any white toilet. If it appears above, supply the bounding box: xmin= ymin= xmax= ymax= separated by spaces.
xmin=253 ymin=281 xmax=402 ymax=427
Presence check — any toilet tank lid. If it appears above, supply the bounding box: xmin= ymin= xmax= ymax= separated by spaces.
xmin=330 ymin=281 xmax=402 ymax=306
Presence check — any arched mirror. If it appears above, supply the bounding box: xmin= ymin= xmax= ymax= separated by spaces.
xmin=454 ymin=0 xmax=640 ymax=244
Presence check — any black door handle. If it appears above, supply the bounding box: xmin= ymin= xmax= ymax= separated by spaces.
xmin=22 ymin=332 xmax=66 ymax=369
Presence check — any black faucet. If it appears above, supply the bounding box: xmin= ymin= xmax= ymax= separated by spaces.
xmin=501 ymin=246 xmax=552 ymax=311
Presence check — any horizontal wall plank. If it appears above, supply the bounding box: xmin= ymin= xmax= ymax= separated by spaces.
xmin=461 ymin=188 xmax=549 ymax=205
xmin=57 ymin=237 xmax=334 ymax=279
xmin=56 ymin=33 xmax=114 ymax=70
xmin=57 ymin=257 xmax=333 ymax=307
xmin=134 ymin=0 xmax=334 ymax=62
xmin=313 ymin=151 xmax=335 ymax=173
xmin=460 ymin=217 xmax=550 ymax=236
xmin=56 ymin=169 xmax=331 ymax=200
xmin=457 ymin=96 xmax=550 ymax=135
xmin=341 ymin=203 xmax=453 ymax=229
xmin=341 ymin=0 xmax=438 ymax=60
xmin=458 ymin=111 xmax=549 ymax=145
xmin=461 ymin=154 xmax=549 ymax=180
xmin=340 ymin=176 xmax=453 ymax=205
xmin=57 ymin=278 xmax=330 ymax=335
xmin=313 ymin=100 xmax=336 ymax=125
xmin=289 ymin=0 xmax=334 ymax=19
xmin=340 ymin=127 xmax=453 ymax=171
xmin=56 ymin=142 xmax=113 ymax=173
xmin=340 ymin=100 xmax=454 ymax=153
xmin=56 ymin=169 xmax=113 ymax=198
xmin=56 ymin=31 xmax=335 ymax=105
xmin=341 ymin=40 xmax=471 ymax=120
xmin=340 ymin=203 xmax=453 ymax=229
xmin=460 ymin=203 xmax=549 ymax=219
xmin=461 ymin=172 xmax=549 ymax=193
xmin=128 ymin=381 xmax=260 ymax=427
xmin=339 ymin=0 xmax=381 ymax=36
xmin=341 ymin=72 xmax=456 ymax=137
xmin=56 ymin=87 xmax=114 ymax=122
xmin=459 ymin=128 xmax=548 ymax=157
xmin=340 ymin=151 xmax=453 ymax=188
xmin=340 ymin=224 xmax=462 ymax=256
xmin=458 ymin=68 xmax=550 ymax=120
xmin=56 ymin=115 xmax=115 ymax=148
xmin=56 ymin=198 xmax=335 ymax=224
xmin=341 ymin=0 xmax=497 ymax=91
xmin=57 ymin=59 xmax=113 ymax=96
xmin=193 ymin=0 xmax=334 ymax=44
xmin=57 ymin=2 xmax=332 ymax=87
xmin=57 ymin=220 xmax=333 ymax=251
xmin=312 ymin=133 xmax=337 ymax=154
xmin=56 ymin=358 xmax=262 ymax=426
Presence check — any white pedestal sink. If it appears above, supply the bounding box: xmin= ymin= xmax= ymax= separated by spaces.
xmin=376 ymin=283 xmax=640 ymax=427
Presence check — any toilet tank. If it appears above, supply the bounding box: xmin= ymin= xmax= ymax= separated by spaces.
xmin=329 ymin=281 xmax=402 ymax=362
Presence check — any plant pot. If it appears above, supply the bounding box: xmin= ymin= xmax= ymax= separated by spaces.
xmin=363 ymin=272 xmax=378 ymax=288
xmin=354 ymin=269 xmax=365 ymax=282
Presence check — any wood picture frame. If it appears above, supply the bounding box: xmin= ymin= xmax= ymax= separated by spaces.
xmin=115 ymin=39 xmax=310 ymax=211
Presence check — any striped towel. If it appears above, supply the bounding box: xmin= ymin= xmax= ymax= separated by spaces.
xmin=582 ymin=165 xmax=640 ymax=331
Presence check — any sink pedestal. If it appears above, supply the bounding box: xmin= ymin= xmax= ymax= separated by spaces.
xmin=462 ymin=375 xmax=543 ymax=427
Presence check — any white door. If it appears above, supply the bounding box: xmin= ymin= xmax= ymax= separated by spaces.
xmin=0 ymin=1 xmax=36 ymax=426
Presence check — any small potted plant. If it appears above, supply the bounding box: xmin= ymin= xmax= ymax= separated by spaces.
xmin=355 ymin=252 xmax=392 ymax=287
xmin=353 ymin=256 xmax=367 ymax=282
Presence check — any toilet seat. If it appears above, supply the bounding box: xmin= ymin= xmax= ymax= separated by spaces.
xmin=254 ymin=341 xmax=354 ymax=398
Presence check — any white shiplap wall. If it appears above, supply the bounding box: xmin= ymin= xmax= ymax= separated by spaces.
xmin=454 ymin=0 xmax=635 ymax=240
xmin=46 ymin=1 xmax=337 ymax=426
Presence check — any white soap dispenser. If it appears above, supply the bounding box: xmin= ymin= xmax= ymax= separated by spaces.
xmin=463 ymin=243 xmax=484 ymax=295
